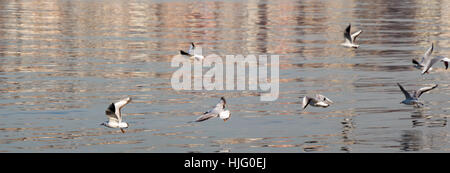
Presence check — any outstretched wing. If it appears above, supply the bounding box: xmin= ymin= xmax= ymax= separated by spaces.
xmin=195 ymin=112 xmax=219 ymax=122
xmin=207 ymin=97 xmax=226 ymax=114
xmin=188 ymin=42 xmax=195 ymax=55
xmin=422 ymin=55 xmax=445 ymax=74
xmin=397 ymin=83 xmax=412 ymax=99
xmin=412 ymin=58 xmax=421 ymax=66
xmin=112 ymin=97 xmax=131 ymax=121
xmin=302 ymin=96 xmax=312 ymax=110
xmin=351 ymin=30 xmax=362 ymax=43
xmin=423 ymin=43 xmax=434 ymax=59
xmin=180 ymin=50 xmax=191 ymax=56
xmin=105 ymin=103 xmax=119 ymax=120
xmin=343 ymin=24 xmax=352 ymax=43
xmin=414 ymin=84 xmax=438 ymax=98
xmin=115 ymin=97 xmax=132 ymax=110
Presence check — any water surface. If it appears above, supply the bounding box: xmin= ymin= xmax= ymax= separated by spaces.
xmin=1 ymin=0 xmax=450 ymax=152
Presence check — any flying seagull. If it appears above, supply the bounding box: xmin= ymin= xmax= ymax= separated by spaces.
xmin=341 ymin=23 xmax=362 ymax=48
xmin=192 ymin=97 xmax=230 ymax=122
xmin=302 ymin=94 xmax=334 ymax=110
xmin=397 ymin=83 xmax=437 ymax=106
xmin=179 ymin=42 xmax=205 ymax=60
xmin=412 ymin=43 xmax=449 ymax=74
xmin=101 ymin=97 xmax=132 ymax=133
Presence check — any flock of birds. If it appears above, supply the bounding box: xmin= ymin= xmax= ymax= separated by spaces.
xmin=100 ymin=23 xmax=449 ymax=133
xmin=302 ymin=23 xmax=449 ymax=110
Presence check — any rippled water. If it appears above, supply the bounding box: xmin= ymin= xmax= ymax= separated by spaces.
xmin=1 ymin=0 xmax=450 ymax=152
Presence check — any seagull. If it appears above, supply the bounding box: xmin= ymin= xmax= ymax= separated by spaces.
xmin=341 ymin=23 xmax=362 ymax=48
xmin=179 ymin=42 xmax=205 ymax=60
xmin=101 ymin=97 xmax=132 ymax=133
xmin=412 ymin=43 xmax=449 ymax=74
xmin=192 ymin=97 xmax=230 ymax=122
xmin=397 ymin=83 xmax=437 ymax=106
xmin=301 ymin=94 xmax=334 ymax=110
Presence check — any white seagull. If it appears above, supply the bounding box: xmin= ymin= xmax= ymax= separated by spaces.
xmin=101 ymin=97 xmax=132 ymax=133
xmin=397 ymin=83 xmax=437 ymax=106
xmin=412 ymin=43 xmax=449 ymax=74
xmin=302 ymin=94 xmax=334 ymax=110
xmin=193 ymin=97 xmax=230 ymax=122
xmin=341 ymin=23 xmax=362 ymax=48
xmin=179 ymin=42 xmax=205 ymax=60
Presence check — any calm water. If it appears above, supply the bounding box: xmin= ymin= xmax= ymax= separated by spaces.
xmin=1 ymin=0 xmax=450 ymax=153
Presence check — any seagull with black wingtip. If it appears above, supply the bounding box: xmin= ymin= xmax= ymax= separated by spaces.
xmin=101 ymin=97 xmax=132 ymax=133
xmin=179 ymin=42 xmax=205 ymax=60
xmin=412 ymin=43 xmax=450 ymax=74
xmin=341 ymin=23 xmax=362 ymax=48
xmin=397 ymin=83 xmax=437 ymax=107
xmin=301 ymin=94 xmax=334 ymax=110
xmin=191 ymin=97 xmax=230 ymax=123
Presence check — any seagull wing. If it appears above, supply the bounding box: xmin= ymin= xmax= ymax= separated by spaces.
xmin=422 ymin=55 xmax=445 ymax=74
xmin=419 ymin=56 xmax=425 ymax=65
xmin=344 ymin=24 xmax=352 ymax=43
xmin=397 ymin=83 xmax=412 ymax=99
xmin=423 ymin=43 xmax=434 ymax=59
xmin=412 ymin=58 xmax=421 ymax=66
xmin=351 ymin=30 xmax=362 ymax=43
xmin=105 ymin=103 xmax=119 ymax=121
xmin=195 ymin=112 xmax=219 ymax=122
xmin=209 ymin=97 xmax=226 ymax=114
xmin=414 ymin=84 xmax=438 ymax=98
xmin=196 ymin=97 xmax=226 ymax=122
xmin=115 ymin=97 xmax=132 ymax=110
xmin=113 ymin=97 xmax=131 ymax=121
xmin=180 ymin=50 xmax=192 ymax=56
xmin=188 ymin=42 xmax=195 ymax=55
xmin=302 ymin=96 xmax=312 ymax=110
